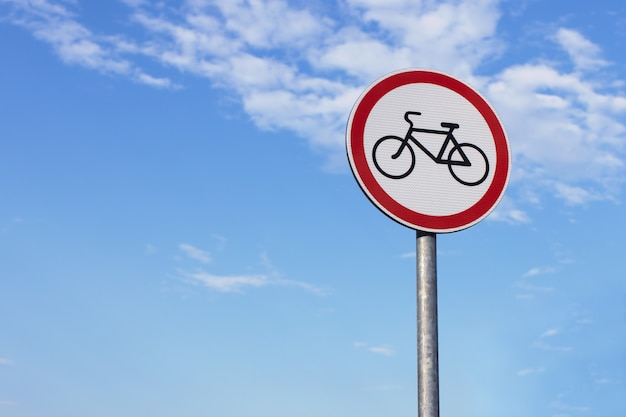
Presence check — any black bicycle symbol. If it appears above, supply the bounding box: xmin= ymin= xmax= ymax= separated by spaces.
xmin=372 ymin=111 xmax=489 ymax=186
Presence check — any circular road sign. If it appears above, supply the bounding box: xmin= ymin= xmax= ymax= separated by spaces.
xmin=346 ymin=69 xmax=510 ymax=233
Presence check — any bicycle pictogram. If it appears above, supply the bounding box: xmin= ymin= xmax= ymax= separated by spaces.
xmin=372 ymin=111 xmax=489 ymax=186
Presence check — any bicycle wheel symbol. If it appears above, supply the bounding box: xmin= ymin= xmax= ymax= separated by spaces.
xmin=372 ymin=136 xmax=415 ymax=179
xmin=447 ymin=143 xmax=489 ymax=186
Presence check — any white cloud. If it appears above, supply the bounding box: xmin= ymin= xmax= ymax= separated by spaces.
xmin=532 ymin=341 xmax=573 ymax=352
xmin=31 ymin=10 xmax=129 ymax=72
xmin=271 ymin=278 xmax=328 ymax=295
xmin=2 ymin=0 xmax=173 ymax=86
xmin=523 ymin=266 xmax=557 ymax=278
xmin=184 ymin=269 xmax=325 ymax=294
xmin=186 ymin=271 xmax=269 ymax=293
xmin=486 ymin=60 xmax=626 ymax=204
xmin=314 ymin=36 xmax=412 ymax=81
xmin=555 ymin=28 xmax=608 ymax=71
xmin=344 ymin=0 xmax=502 ymax=79
xmin=179 ymin=243 xmax=211 ymax=264
xmin=488 ymin=197 xmax=531 ymax=224
xmin=208 ymin=0 xmax=326 ymax=49
xmin=532 ymin=328 xmax=573 ymax=352
xmin=593 ymin=378 xmax=611 ymax=385
xmin=0 ymin=358 xmax=13 ymax=365
xmin=354 ymin=342 xmax=395 ymax=356
xmin=541 ymin=328 xmax=560 ymax=338
xmin=550 ymin=398 xmax=592 ymax=413
xmin=177 ymin=248 xmax=325 ymax=294
xmin=136 ymin=72 xmax=176 ymax=88
xmin=211 ymin=234 xmax=227 ymax=250
xmin=552 ymin=182 xmax=603 ymax=206
xmin=120 ymin=0 xmax=147 ymax=7
xmin=515 ymin=265 xmax=560 ymax=299
xmin=517 ymin=367 xmax=545 ymax=376
xmin=490 ymin=207 xmax=531 ymax=224
xmin=368 ymin=345 xmax=395 ymax=356
xmin=2 ymin=1 xmax=625 ymax=204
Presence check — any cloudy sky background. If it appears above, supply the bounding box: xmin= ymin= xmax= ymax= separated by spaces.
xmin=1 ymin=1 xmax=625 ymax=416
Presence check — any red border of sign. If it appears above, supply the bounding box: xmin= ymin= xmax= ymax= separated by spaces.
xmin=347 ymin=69 xmax=510 ymax=233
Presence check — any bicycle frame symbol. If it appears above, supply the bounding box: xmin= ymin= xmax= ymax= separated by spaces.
xmin=372 ymin=111 xmax=489 ymax=186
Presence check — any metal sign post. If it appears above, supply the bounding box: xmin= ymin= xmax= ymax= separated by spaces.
xmin=416 ymin=230 xmax=439 ymax=417
xmin=346 ymin=69 xmax=510 ymax=417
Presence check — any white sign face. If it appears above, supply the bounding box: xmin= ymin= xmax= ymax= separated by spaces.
xmin=346 ymin=69 xmax=511 ymax=233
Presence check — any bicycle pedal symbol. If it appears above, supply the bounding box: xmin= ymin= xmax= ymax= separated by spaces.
xmin=373 ymin=111 xmax=489 ymax=186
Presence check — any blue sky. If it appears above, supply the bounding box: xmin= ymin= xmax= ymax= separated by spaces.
xmin=0 ymin=0 xmax=625 ymax=416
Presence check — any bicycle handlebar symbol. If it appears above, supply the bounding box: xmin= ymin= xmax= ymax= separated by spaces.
xmin=372 ymin=111 xmax=489 ymax=186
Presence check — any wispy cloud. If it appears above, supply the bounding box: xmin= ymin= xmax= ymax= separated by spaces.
xmin=593 ymin=378 xmax=612 ymax=385
xmin=515 ymin=262 xmax=565 ymax=299
xmin=183 ymin=270 xmax=326 ymax=294
xmin=541 ymin=328 xmax=560 ymax=338
xmin=532 ymin=328 xmax=573 ymax=352
xmin=487 ymin=58 xmax=626 ymax=205
xmin=514 ymin=280 xmax=555 ymax=296
xmin=554 ymin=28 xmax=608 ymax=71
xmin=185 ymin=271 xmax=269 ymax=293
xmin=0 ymin=358 xmax=13 ymax=366
xmin=354 ymin=342 xmax=395 ymax=356
xmin=1 ymin=216 xmax=25 ymax=234
xmin=179 ymin=243 xmax=212 ymax=264
xmin=550 ymin=397 xmax=592 ymax=413
xmin=517 ymin=367 xmax=545 ymax=376
xmin=488 ymin=204 xmax=532 ymax=224
xmin=177 ymin=247 xmax=326 ymax=294
xmin=532 ymin=341 xmax=573 ymax=352
xmin=0 ymin=0 xmax=174 ymax=87
xmin=368 ymin=345 xmax=395 ymax=356
xmin=523 ymin=266 xmax=558 ymax=278
xmin=2 ymin=0 xmax=625 ymax=203
xmin=211 ymin=234 xmax=227 ymax=251
xmin=552 ymin=182 xmax=604 ymax=206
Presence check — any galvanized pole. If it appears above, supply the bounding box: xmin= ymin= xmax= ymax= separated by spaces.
xmin=416 ymin=230 xmax=439 ymax=417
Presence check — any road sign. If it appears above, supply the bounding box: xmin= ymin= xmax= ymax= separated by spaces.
xmin=346 ymin=69 xmax=510 ymax=233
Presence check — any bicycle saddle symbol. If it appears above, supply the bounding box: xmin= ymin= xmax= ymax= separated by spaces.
xmin=372 ymin=111 xmax=489 ymax=186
